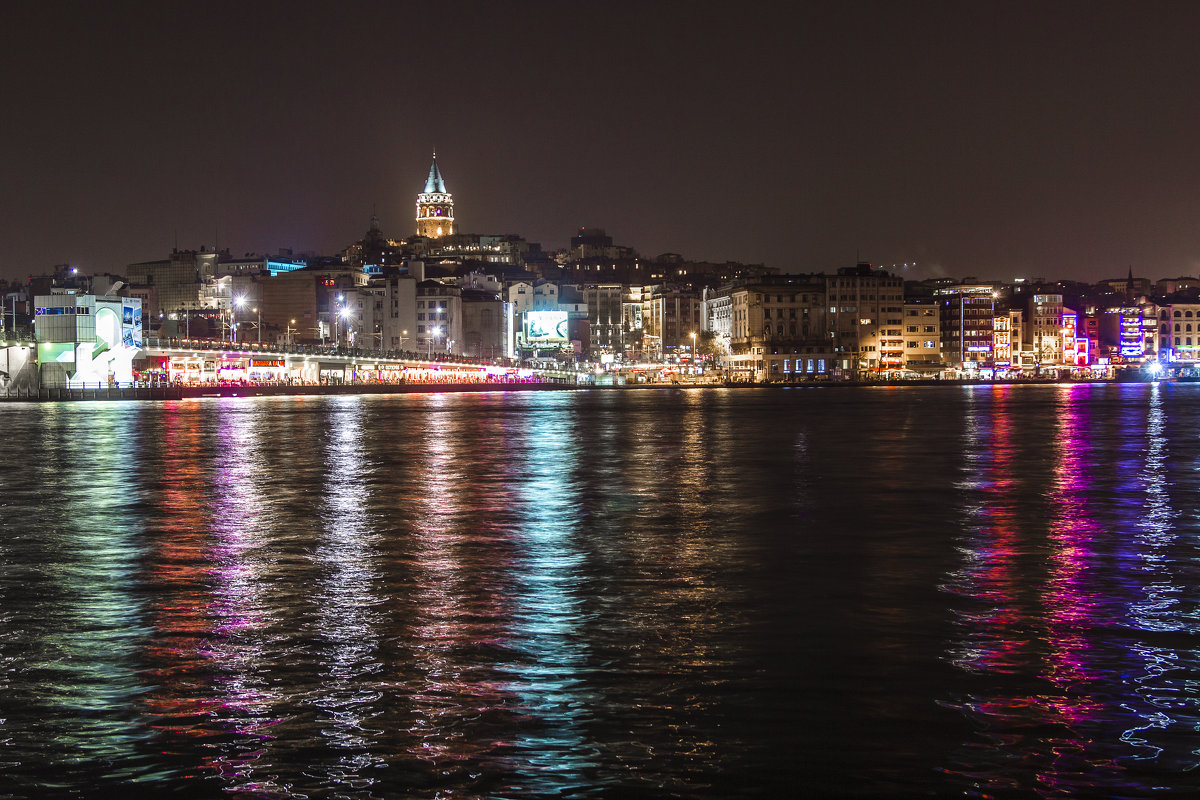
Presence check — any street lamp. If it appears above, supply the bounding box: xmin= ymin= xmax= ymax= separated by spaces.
xmin=252 ymin=306 xmax=261 ymax=345
xmin=233 ymin=295 xmax=247 ymax=343
xmin=429 ymin=326 xmax=440 ymax=359
xmin=690 ymin=331 xmax=696 ymax=363
xmin=339 ymin=307 xmax=353 ymax=347
xmin=286 ymin=319 xmax=296 ymax=347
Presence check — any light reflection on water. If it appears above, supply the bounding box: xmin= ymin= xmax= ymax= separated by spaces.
xmin=941 ymin=384 xmax=1200 ymax=796
xmin=500 ymin=398 xmax=596 ymax=797
xmin=14 ymin=405 xmax=157 ymax=787
xmin=6 ymin=387 xmax=1200 ymax=795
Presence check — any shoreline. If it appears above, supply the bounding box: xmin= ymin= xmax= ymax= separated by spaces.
xmin=0 ymin=381 xmax=581 ymax=402
xmin=2 ymin=376 xmax=1180 ymax=402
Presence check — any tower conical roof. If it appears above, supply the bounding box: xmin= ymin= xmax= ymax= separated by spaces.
xmin=424 ymin=153 xmax=447 ymax=194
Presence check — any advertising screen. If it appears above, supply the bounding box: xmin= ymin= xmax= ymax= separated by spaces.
xmin=524 ymin=311 xmax=569 ymax=343
xmin=122 ymin=300 xmax=143 ymax=348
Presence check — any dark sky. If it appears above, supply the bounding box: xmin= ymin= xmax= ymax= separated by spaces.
xmin=4 ymin=1 xmax=1200 ymax=283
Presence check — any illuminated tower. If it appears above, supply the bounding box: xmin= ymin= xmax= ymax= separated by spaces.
xmin=415 ymin=152 xmax=454 ymax=238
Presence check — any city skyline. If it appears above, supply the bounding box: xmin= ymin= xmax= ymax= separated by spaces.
xmin=5 ymin=2 xmax=1200 ymax=283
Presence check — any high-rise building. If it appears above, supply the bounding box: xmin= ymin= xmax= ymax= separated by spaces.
xmin=1025 ymin=293 xmax=1064 ymax=365
xmin=825 ymin=263 xmax=905 ymax=379
xmin=902 ymin=299 xmax=942 ymax=373
xmin=415 ymin=153 xmax=454 ymax=239
xmin=936 ymin=284 xmax=997 ymax=371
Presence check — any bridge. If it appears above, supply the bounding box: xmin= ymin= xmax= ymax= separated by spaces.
xmin=1 ymin=336 xmax=592 ymax=400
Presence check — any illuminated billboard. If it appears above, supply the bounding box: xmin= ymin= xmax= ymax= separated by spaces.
xmin=122 ymin=299 xmax=142 ymax=348
xmin=524 ymin=311 xmax=569 ymax=343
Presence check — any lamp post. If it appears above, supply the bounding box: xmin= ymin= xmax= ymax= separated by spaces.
xmin=690 ymin=331 xmax=696 ymax=364
xmin=332 ymin=295 xmax=346 ymax=348
xmin=286 ymin=319 xmax=295 ymax=348
xmin=339 ymin=307 xmax=353 ymax=348
xmin=429 ymin=326 xmax=440 ymax=359
xmin=233 ymin=295 xmax=247 ymax=343
xmin=252 ymin=306 xmax=261 ymax=345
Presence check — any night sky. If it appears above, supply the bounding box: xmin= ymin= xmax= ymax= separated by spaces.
xmin=4 ymin=1 xmax=1200 ymax=283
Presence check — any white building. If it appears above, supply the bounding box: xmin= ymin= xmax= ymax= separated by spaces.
xmin=34 ymin=290 xmax=143 ymax=387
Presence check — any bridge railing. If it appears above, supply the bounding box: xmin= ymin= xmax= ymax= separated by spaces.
xmin=33 ymin=380 xmax=168 ymax=390
xmin=141 ymin=337 xmax=587 ymax=371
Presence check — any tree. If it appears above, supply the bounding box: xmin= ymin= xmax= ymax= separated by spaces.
xmin=696 ymin=330 xmax=725 ymax=362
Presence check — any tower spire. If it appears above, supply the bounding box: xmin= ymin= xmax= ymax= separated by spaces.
xmin=424 ymin=153 xmax=446 ymax=194
xmin=416 ymin=151 xmax=454 ymax=238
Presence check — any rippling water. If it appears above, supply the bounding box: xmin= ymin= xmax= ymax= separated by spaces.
xmin=2 ymin=385 xmax=1200 ymax=797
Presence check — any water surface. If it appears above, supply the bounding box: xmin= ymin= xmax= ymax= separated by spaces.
xmin=2 ymin=385 xmax=1199 ymax=797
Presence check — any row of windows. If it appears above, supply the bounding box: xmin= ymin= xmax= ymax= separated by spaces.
xmin=417 ymin=313 xmax=448 ymax=321
xmin=780 ymin=359 xmax=827 ymax=373
xmin=763 ymin=294 xmax=816 ymax=303
xmin=35 ymin=306 xmax=92 ymax=315
xmin=761 ymin=322 xmax=815 ymax=336
xmin=906 ymin=326 xmax=937 ymax=332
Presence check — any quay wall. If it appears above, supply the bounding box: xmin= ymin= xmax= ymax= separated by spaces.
xmin=0 ymin=381 xmax=583 ymax=402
